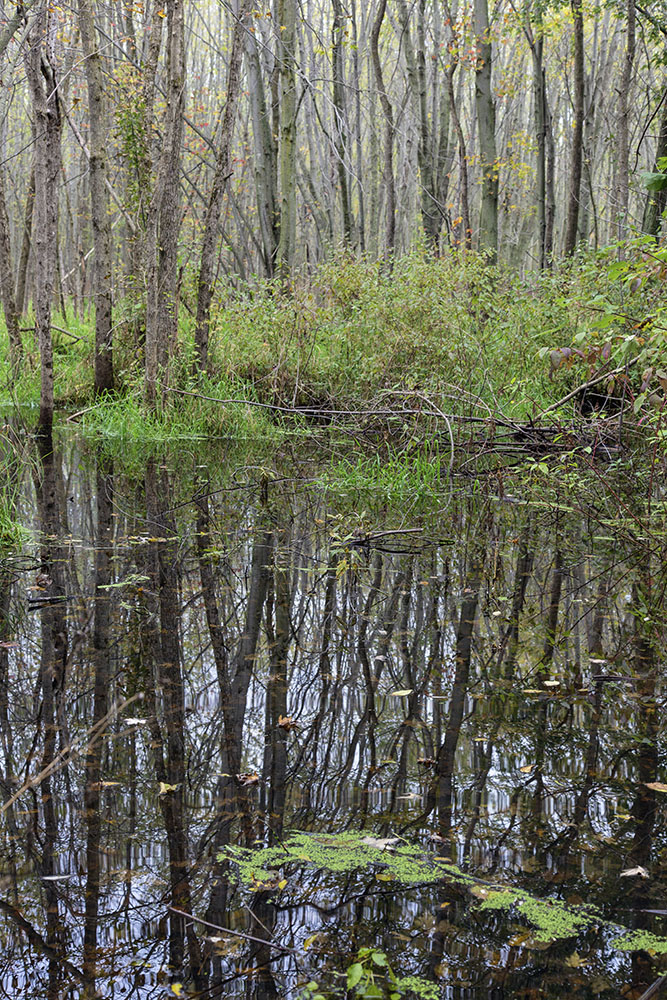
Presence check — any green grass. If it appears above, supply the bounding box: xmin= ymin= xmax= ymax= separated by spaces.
xmin=0 ymin=248 xmax=662 ymax=447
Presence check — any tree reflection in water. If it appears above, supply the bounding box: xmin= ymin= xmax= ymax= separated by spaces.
xmin=0 ymin=438 xmax=665 ymax=999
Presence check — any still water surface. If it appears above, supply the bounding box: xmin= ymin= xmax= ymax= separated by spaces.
xmin=0 ymin=430 xmax=665 ymax=998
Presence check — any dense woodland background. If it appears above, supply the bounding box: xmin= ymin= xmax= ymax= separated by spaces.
xmin=0 ymin=0 xmax=665 ymax=423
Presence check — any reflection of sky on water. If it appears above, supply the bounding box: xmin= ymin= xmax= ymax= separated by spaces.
xmin=0 ymin=435 xmax=665 ymax=997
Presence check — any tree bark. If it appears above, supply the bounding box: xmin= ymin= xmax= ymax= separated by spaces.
xmin=194 ymin=0 xmax=251 ymax=373
xmin=23 ymin=3 xmax=62 ymax=432
xmin=276 ymin=0 xmax=298 ymax=279
xmin=642 ymin=70 xmax=667 ymax=236
xmin=332 ymin=0 xmax=354 ymax=245
xmin=616 ymin=0 xmax=636 ymax=242
xmin=144 ymin=0 xmax=185 ymax=407
xmin=443 ymin=0 xmax=471 ymax=250
xmin=0 ymin=165 xmax=20 ymax=370
xmin=78 ymin=0 xmax=114 ymax=394
xmin=473 ymin=0 xmax=498 ymax=261
xmin=564 ymin=0 xmax=585 ymax=255
xmin=370 ymin=0 xmax=395 ymax=263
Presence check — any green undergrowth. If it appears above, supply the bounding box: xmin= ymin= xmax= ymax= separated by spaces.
xmin=222 ymin=831 xmax=667 ymax=956
xmin=1 ymin=249 xmax=664 ymax=447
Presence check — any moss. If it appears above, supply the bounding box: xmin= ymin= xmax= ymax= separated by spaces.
xmin=222 ymin=831 xmax=667 ymax=958
xmin=222 ymin=832 xmax=463 ymax=887
xmin=612 ymin=930 xmax=667 ymax=954
xmin=394 ymin=975 xmax=442 ymax=999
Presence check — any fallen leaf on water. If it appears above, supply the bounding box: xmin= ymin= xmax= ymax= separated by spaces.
xmin=0 ymin=641 xmax=18 ymax=649
xmin=543 ymin=680 xmax=560 ymax=688
xmin=159 ymin=782 xmax=180 ymax=795
xmin=520 ymin=764 xmax=535 ymax=773
xmin=236 ymin=772 xmax=260 ymax=786
xmin=361 ymin=836 xmax=400 ymax=850
xmin=644 ymin=782 xmax=667 ymax=793
xmin=125 ymin=718 xmax=148 ymax=726
xmin=171 ymin=985 xmax=183 ymax=997
xmin=376 ymin=872 xmax=395 ymax=881
xmin=564 ymin=952 xmax=587 ymax=968
xmin=278 ymin=715 xmax=299 ymax=732
xmin=390 ymin=689 xmax=413 ymax=697
xmin=417 ymin=757 xmax=436 ymax=767
xmin=522 ymin=689 xmax=543 ymax=695
xmin=396 ymin=793 xmax=420 ymax=800
xmin=620 ymin=866 xmax=649 ymax=878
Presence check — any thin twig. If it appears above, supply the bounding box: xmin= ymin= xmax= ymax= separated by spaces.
xmin=168 ymin=907 xmax=297 ymax=954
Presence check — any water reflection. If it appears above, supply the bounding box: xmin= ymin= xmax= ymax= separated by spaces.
xmin=0 ymin=435 xmax=665 ymax=998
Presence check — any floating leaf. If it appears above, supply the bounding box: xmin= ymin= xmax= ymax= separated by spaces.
xmin=159 ymin=782 xmax=179 ymax=795
xmin=520 ymin=764 xmax=535 ymax=774
xmin=390 ymin=689 xmax=413 ymax=697
xmin=237 ymin=772 xmax=259 ymax=786
xmin=620 ymin=866 xmax=649 ymax=879
xmin=278 ymin=715 xmax=299 ymax=732
xmin=644 ymin=782 xmax=667 ymax=793
xmin=171 ymin=985 xmax=183 ymax=997
xmin=361 ymin=836 xmax=400 ymax=850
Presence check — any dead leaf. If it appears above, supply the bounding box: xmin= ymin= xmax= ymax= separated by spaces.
xmin=620 ymin=866 xmax=649 ymax=878
xmin=236 ymin=772 xmax=260 ymax=786
xmin=390 ymin=689 xmax=413 ymax=697
xmin=361 ymin=836 xmax=400 ymax=850
xmin=417 ymin=757 xmax=436 ymax=767
xmin=644 ymin=782 xmax=667 ymax=793
xmin=278 ymin=714 xmax=298 ymax=732
xmin=158 ymin=782 xmax=180 ymax=795
xmin=520 ymin=764 xmax=535 ymax=774
xmin=564 ymin=952 xmax=587 ymax=968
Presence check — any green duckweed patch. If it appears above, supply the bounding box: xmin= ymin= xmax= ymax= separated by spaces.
xmin=222 ymin=831 xmax=667 ymax=957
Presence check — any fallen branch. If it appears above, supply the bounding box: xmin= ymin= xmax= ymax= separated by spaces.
xmin=168 ymin=907 xmax=297 ymax=954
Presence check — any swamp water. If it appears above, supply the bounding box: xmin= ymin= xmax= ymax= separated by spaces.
xmin=0 ymin=428 xmax=666 ymax=999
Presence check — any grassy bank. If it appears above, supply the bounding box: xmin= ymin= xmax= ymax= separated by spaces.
xmin=0 ymin=248 xmax=664 ymax=443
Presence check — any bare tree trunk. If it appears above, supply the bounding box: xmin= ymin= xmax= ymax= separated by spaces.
xmin=473 ymin=0 xmax=498 ymax=261
xmin=0 ymin=167 xmax=20 ymax=370
xmin=145 ymin=0 xmax=185 ymax=407
xmin=332 ymin=0 xmax=354 ymax=245
xmin=564 ymin=0 xmax=585 ymax=255
xmin=15 ymin=166 xmax=35 ymax=318
xmin=616 ymin=0 xmax=636 ymax=242
xmin=194 ymin=0 xmax=251 ymax=373
xmin=443 ymin=1 xmax=471 ymax=249
xmin=245 ymin=24 xmax=279 ymax=276
xmin=370 ymin=0 xmax=395 ymax=262
xmin=23 ymin=3 xmax=62 ymax=432
xmin=276 ymin=0 xmax=298 ymax=279
xmin=78 ymin=0 xmax=114 ymax=394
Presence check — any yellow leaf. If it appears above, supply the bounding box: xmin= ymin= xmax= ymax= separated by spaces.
xmin=520 ymin=764 xmax=535 ymax=774
xmin=277 ymin=879 xmax=287 ymax=890
xmin=304 ymin=933 xmax=318 ymax=950
xmin=171 ymin=986 xmax=183 ymax=997
xmin=159 ymin=782 xmax=179 ymax=795
xmin=390 ymin=689 xmax=413 ymax=697
xmin=645 ymin=782 xmax=667 ymax=793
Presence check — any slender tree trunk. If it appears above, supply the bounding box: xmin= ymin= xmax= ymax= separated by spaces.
xmin=332 ymin=0 xmax=354 ymax=245
xmin=194 ymin=0 xmax=251 ymax=373
xmin=564 ymin=0 xmax=585 ymax=256
xmin=0 ymin=167 xmax=20 ymax=370
xmin=616 ymin=0 xmax=636 ymax=242
xmin=370 ymin=0 xmax=395 ymax=263
xmin=276 ymin=0 xmax=297 ymax=279
xmin=78 ymin=0 xmax=114 ymax=394
xmin=23 ymin=3 xmax=62 ymax=432
xmin=443 ymin=0 xmax=471 ymax=249
xmin=245 ymin=26 xmax=279 ymax=276
xmin=145 ymin=0 xmax=185 ymax=407
xmin=473 ymin=0 xmax=498 ymax=261
xmin=15 ymin=167 xmax=35 ymax=318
